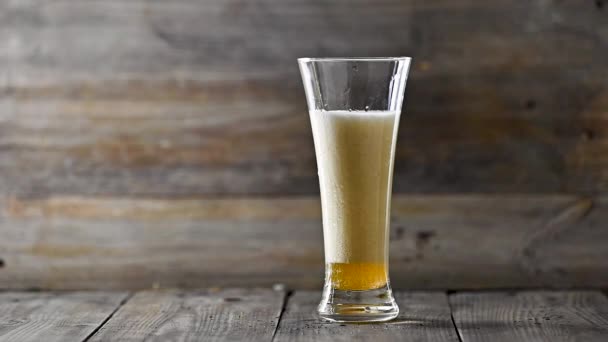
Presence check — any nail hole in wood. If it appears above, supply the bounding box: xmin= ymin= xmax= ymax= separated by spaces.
xmin=223 ymin=297 xmax=241 ymax=302
xmin=596 ymin=0 xmax=604 ymax=10
xmin=526 ymin=99 xmax=536 ymax=110
xmin=0 ymin=259 xmax=4 ymax=268
xmin=416 ymin=231 xmax=435 ymax=242
xmin=582 ymin=129 xmax=595 ymax=141
xmin=393 ymin=226 xmax=405 ymax=240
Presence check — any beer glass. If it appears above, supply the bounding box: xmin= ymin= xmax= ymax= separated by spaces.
xmin=298 ymin=57 xmax=411 ymax=322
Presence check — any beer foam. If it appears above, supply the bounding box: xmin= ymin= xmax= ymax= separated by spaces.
xmin=309 ymin=110 xmax=399 ymax=264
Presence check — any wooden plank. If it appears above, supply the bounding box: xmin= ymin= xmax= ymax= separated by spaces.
xmin=450 ymin=291 xmax=608 ymax=342
xmin=0 ymin=291 xmax=128 ymax=342
xmin=0 ymin=0 xmax=606 ymax=196
xmin=274 ymin=291 xmax=459 ymax=341
xmin=88 ymin=288 xmax=285 ymax=342
xmin=1 ymin=195 xmax=607 ymax=290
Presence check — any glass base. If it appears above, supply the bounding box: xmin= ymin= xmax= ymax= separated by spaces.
xmin=317 ymin=283 xmax=399 ymax=323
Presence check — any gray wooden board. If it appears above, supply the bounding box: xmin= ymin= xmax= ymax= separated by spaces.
xmin=0 ymin=195 xmax=606 ymax=290
xmin=88 ymin=288 xmax=285 ymax=342
xmin=273 ymin=291 xmax=459 ymax=342
xmin=450 ymin=291 xmax=608 ymax=342
xmin=0 ymin=0 xmax=606 ymax=196
xmin=0 ymin=291 xmax=128 ymax=342
xmin=1 ymin=0 xmax=607 ymax=292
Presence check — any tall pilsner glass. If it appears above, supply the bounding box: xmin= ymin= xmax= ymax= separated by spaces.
xmin=298 ymin=57 xmax=411 ymax=322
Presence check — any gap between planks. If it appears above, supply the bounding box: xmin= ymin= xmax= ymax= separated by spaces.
xmin=272 ymin=290 xmax=294 ymax=341
xmin=447 ymin=292 xmax=465 ymax=342
xmin=82 ymin=292 xmax=134 ymax=342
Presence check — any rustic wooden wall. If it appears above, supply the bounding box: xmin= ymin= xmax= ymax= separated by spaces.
xmin=0 ymin=0 xmax=606 ymax=289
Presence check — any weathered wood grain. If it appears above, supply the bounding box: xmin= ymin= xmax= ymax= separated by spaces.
xmin=1 ymin=195 xmax=606 ymax=290
xmin=0 ymin=291 xmax=128 ymax=342
xmin=274 ymin=291 xmax=459 ymax=342
xmin=450 ymin=291 xmax=608 ymax=342
xmin=0 ymin=0 xmax=606 ymax=196
xmin=1 ymin=1 xmax=607 ymax=290
xmin=88 ymin=288 xmax=285 ymax=342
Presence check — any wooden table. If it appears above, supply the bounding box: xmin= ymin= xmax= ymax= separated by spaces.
xmin=1 ymin=289 xmax=607 ymax=341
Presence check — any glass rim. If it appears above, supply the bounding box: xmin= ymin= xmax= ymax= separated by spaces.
xmin=298 ymin=56 xmax=411 ymax=63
